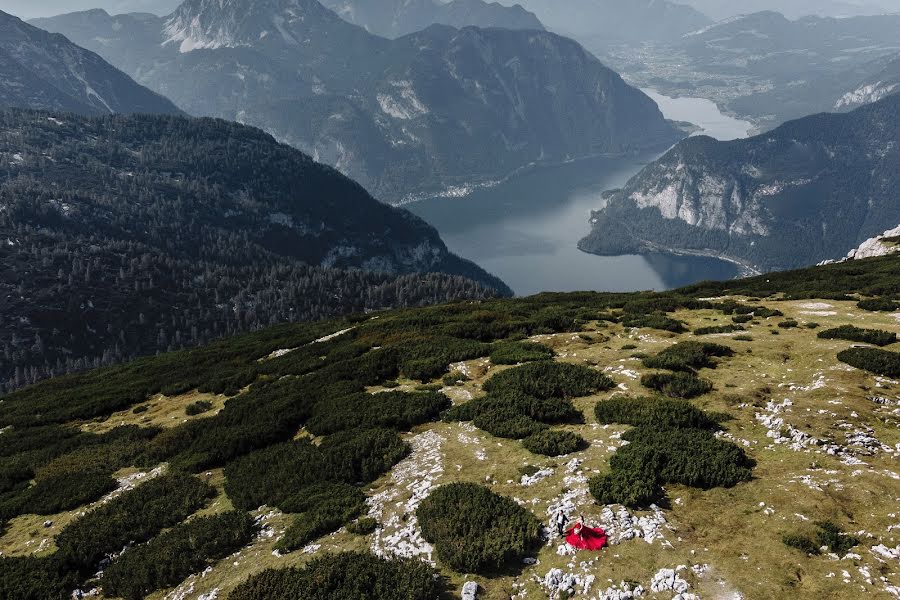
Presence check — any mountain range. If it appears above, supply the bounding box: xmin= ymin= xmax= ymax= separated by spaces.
xmin=676 ymin=11 xmax=900 ymax=127
xmin=0 ymin=10 xmax=180 ymax=116
xmin=319 ymin=0 xmax=545 ymax=38
xmin=579 ymin=93 xmax=900 ymax=272
xmin=497 ymin=0 xmax=711 ymax=51
xmin=33 ymin=0 xmax=683 ymax=202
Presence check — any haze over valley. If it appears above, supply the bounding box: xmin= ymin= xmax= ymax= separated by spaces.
xmin=1 ymin=2 xmax=900 ymax=600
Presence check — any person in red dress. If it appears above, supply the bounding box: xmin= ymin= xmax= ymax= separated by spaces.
xmin=565 ymin=515 xmax=608 ymax=551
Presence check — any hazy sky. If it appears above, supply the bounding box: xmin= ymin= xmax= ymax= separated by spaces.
xmin=0 ymin=0 xmax=181 ymax=19
xmin=3 ymin=0 xmax=899 ymax=22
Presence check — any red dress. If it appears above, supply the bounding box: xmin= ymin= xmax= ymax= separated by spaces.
xmin=565 ymin=524 xmax=608 ymax=551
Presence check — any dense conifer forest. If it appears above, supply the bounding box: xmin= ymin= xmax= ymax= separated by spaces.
xmin=0 ymin=109 xmax=508 ymax=392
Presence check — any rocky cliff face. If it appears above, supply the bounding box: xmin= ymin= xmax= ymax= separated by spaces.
xmin=33 ymin=2 xmax=682 ymax=202
xmin=0 ymin=10 xmax=180 ymax=116
xmin=579 ymin=93 xmax=900 ymax=272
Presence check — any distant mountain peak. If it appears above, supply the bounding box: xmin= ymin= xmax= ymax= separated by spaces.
xmin=163 ymin=0 xmax=347 ymax=53
xmin=0 ymin=9 xmax=180 ymax=115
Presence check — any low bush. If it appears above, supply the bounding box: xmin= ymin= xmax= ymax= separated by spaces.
xmin=55 ymin=474 xmax=214 ymax=573
xmin=521 ymin=430 xmax=586 ymax=456
xmin=814 ymin=521 xmax=860 ymax=556
xmin=693 ymin=325 xmax=744 ymax=335
xmin=0 ymin=557 xmax=75 ymax=600
xmin=229 ymin=552 xmax=443 ymax=600
xmin=837 ymin=347 xmax=900 ymax=378
xmin=857 ymin=298 xmax=900 ymax=312
xmin=731 ymin=314 xmax=753 ymax=324
xmin=642 ymin=341 xmax=734 ymax=372
xmin=594 ymin=396 xmax=717 ymax=430
xmin=782 ymin=533 xmax=820 ymax=555
xmin=417 ymin=483 xmax=542 ymax=573
xmin=279 ymin=484 xmax=367 ymax=552
xmin=102 ymin=511 xmax=256 ymax=600
xmin=0 ymin=470 xmax=116 ymax=520
xmin=621 ymin=314 xmax=686 ymax=333
xmin=818 ymin=325 xmax=897 ymax=347
xmin=473 ymin=410 xmax=548 ymax=439
xmin=641 ymin=372 xmax=713 ymax=399
xmin=778 ymin=320 xmax=799 ymax=329
xmin=490 ymin=341 xmax=554 ymax=365
xmin=224 ymin=429 xmax=407 ymax=513
xmin=589 ymin=427 xmax=753 ymax=507
xmin=782 ymin=521 xmax=859 ymax=557
xmin=482 ymin=362 xmax=614 ymax=399
xmin=185 ymin=400 xmax=214 ymax=416
xmin=347 ymin=517 xmax=378 ymax=535
xmin=305 ymin=391 xmax=450 ymax=435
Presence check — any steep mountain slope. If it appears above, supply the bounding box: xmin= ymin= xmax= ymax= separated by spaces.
xmin=0 ymin=10 xmax=180 ymax=116
xmin=2 ymin=254 xmax=899 ymax=599
xmin=0 ymin=109 xmax=508 ymax=393
xmin=32 ymin=1 xmax=682 ymax=202
xmin=579 ymin=93 xmax=900 ymax=272
xmin=320 ymin=0 xmax=545 ymax=38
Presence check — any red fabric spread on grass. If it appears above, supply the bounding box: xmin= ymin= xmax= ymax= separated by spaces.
xmin=565 ymin=525 xmax=608 ymax=551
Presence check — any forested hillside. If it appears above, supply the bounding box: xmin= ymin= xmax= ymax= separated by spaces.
xmin=0 ymin=109 xmax=508 ymax=392
xmin=0 ymin=255 xmax=898 ymax=599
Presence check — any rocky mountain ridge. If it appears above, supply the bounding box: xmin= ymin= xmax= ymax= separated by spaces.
xmin=319 ymin=0 xmax=545 ymax=38
xmin=0 ymin=10 xmax=180 ymax=116
xmin=579 ymin=93 xmax=900 ymax=272
xmin=32 ymin=1 xmax=683 ymax=202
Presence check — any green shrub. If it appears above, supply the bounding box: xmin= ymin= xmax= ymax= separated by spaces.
xmin=778 ymin=320 xmax=799 ymax=329
xmin=490 ymin=342 xmax=554 ymax=365
xmin=837 ymin=347 xmax=900 ymax=378
xmin=279 ymin=485 xmax=367 ymax=552
xmin=305 ymin=391 xmax=450 ymax=435
xmin=814 ymin=521 xmax=860 ymax=556
xmin=594 ymin=396 xmax=717 ymax=430
xmin=185 ymin=400 xmax=214 ymax=416
xmin=642 ymin=341 xmax=734 ymax=372
xmin=782 ymin=533 xmax=820 ymax=555
xmin=521 ymin=430 xmax=586 ymax=456
xmin=417 ymin=483 xmax=542 ymax=573
xmin=588 ymin=469 xmax=661 ymax=508
xmin=0 ymin=470 xmax=116 ymax=520
xmin=693 ymin=325 xmax=744 ymax=335
xmin=818 ymin=325 xmax=897 ymax=347
xmin=0 ymin=557 xmax=75 ymax=600
xmin=621 ymin=314 xmax=686 ymax=333
xmin=473 ymin=410 xmax=548 ymax=439
xmin=224 ymin=430 xmax=407 ymax=512
xmin=589 ymin=427 xmax=753 ymax=507
xmin=347 ymin=518 xmax=378 ymax=535
xmin=731 ymin=314 xmax=753 ymax=324
xmin=132 ymin=405 xmax=149 ymax=415
xmin=102 ymin=511 xmax=256 ymax=599
xmin=482 ymin=362 xmax=614 ymax=399
xmin=641 ymin=372 xmax=713 ymax=399
xmin=229 ymin=553 xmax=443 ymax=600
xmin=733 ymin=335 xmax=754 ymax=342
xmin=55 ymin=474 xmax=214 ymax=573
xmin=857 ymin=298 xmax=900 ymax=312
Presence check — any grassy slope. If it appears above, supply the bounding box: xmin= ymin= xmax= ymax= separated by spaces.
xmin=2 ymin=258 xmax=900 ymax=599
